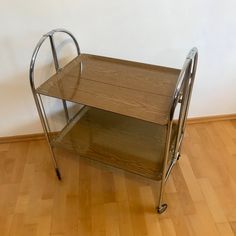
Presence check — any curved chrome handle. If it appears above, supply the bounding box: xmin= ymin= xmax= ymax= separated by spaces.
xmin=169 ymin=47 xmax=198 ymax=160
xmin=170 ymin=47 xmax=198 ymax=119
xmin=29 ymin=28 xmax=80 ymax=90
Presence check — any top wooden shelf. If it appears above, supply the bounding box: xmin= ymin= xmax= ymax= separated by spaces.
xmin=37 ymin=54 xmax=180 ymax=125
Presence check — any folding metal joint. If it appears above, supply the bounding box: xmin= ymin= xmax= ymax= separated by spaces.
xmin=177 ymin=92 xmax=183 ymax=103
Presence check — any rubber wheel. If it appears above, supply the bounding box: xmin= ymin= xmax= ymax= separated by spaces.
xmin=157 ymin=203 xmax=168 ymax=214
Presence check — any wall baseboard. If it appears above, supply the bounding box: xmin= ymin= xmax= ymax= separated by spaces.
xmin=0 ymin=113 xmax=235 ymax=144
xmin=186 ymin=113 xmax=236 ymax=124
xmin=0 ymin=133 xmax=45 ymax=144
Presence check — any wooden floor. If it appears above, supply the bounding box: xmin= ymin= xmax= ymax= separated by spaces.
xmin=0 ymin=120 xmax=236 ymax=236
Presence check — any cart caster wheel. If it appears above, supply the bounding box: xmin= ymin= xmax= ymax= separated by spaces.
xmin=157 ymin=204 xmax=168 ymax=214
xmin=55 ymin=168 xmax=62 ymax=181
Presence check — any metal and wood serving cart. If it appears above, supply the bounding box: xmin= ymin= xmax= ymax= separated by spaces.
xmin=29 ymin=28 xmax=198 ymax=213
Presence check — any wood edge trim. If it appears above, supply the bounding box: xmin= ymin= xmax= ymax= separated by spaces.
xmin=0 ymin=113 xmax=235 ymax=144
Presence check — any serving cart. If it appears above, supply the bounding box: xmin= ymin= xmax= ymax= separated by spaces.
xmin=29 ymin=28 xmax=198 ymax=213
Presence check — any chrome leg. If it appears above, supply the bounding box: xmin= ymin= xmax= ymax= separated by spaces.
xmin=29 ymin=29 xmax=81 ymax=181
xmin=156 ymin=48 xmax=198 ymax=213
xmin=38 ymin=94 xmax=52 ymax=134
xmin=156 ymin=120 xmax=173 ymax=214
xmin=34 ymin=93 xmax=62 ymax=180
xmin=165 ymin=152 xmax=180 ymax=181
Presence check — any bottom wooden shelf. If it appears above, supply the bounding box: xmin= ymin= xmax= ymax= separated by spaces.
xmin=53 ymin=108 xmax=177 ymax=180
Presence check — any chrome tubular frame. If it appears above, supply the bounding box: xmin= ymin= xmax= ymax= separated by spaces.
xmin=29 ymin=29 xmax=80 ymax=180
xmin=157 ymin=48 xmax=198 ymax=214
xmin=30 ymin=29 xmax=198 ymax=212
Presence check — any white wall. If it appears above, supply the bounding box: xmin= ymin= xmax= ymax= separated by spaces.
xmin=0 ymin=0 xmax=236 ymax=136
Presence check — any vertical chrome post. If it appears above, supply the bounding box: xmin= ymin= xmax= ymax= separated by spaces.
xmin=164 ymin=66 xmax=191 ymax=181
xmin=157 ymin=120 xmax=173 ymax=214
xmin=49 ymin=35 xmax=60 ymax=70
xmin=29 ymin=29 xmax=81 ymax=181
xmin=173 ymin=64 xmax=192 ymax=154
xmin=49 ymin=35 xmax=70 ymax=123
xmin=181 ymin=51 xmax=198 ymax=135
xmin=173 ymin=49 xmax=198 ymax=157
xmin=157 ymin=48 xmax=198 ymax=213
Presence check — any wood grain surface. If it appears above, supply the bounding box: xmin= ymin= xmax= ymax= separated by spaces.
xmin=0 ymin=120 xmax=236 ymax=235
xmin=53 ymin=108 xmax=177 ymax=180
xmin=37 ymin=54 xmax=180 ymax=125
